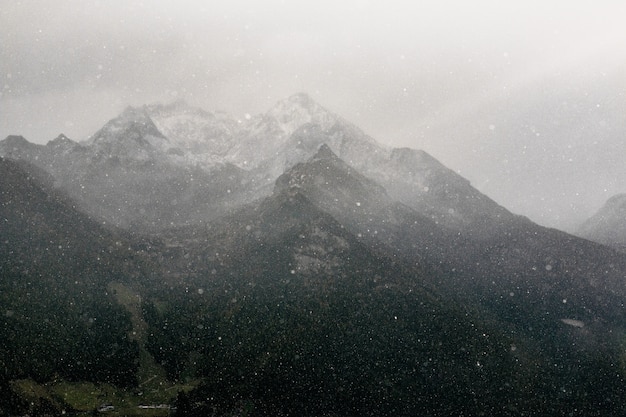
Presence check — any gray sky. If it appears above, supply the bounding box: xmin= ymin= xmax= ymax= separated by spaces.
xmin=1 ymin=0 xmax=625 ymax=231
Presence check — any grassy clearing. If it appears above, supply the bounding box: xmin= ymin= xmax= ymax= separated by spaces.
xmin=49 ymin=379 xmax=198 ymax=416
xmin=108 ymin=282 xmax=180 ymax=398
xmin=10 ymin=283 xmax=200 ymax=415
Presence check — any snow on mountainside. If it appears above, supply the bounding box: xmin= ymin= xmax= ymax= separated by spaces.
xmin=266 ymin=92 xmax=339 ymax=136
xmin=146 ymin=100 xmax=239 ymax=158
xmin=88 ymin=105 xmax=174 ymax=162
xmin=227 ymin=93 xmax=387 ymax=171
xmin=0 ymin=92 xmax=515 ymax=231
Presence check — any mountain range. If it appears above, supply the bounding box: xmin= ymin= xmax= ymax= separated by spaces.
xmin=0 ymin=93 xmax=511 ymax=232
xmin=2 ymin=93 xmax=626 ymax=416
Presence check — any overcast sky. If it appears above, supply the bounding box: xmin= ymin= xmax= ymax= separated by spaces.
xmin=1 ymin=0 xmax=625 ymax=231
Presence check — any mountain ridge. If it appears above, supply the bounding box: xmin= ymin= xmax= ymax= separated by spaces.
xmin=1 ymin=93 xmax=513 ymax=232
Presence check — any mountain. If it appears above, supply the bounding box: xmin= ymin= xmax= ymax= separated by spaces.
xmin=0 ymin=157 xmax=152 ymax=414
xmin=577 ymin=193 xmax=626 ymax=251
xmin=0 ymin=135 xmax=40 ymax=157
xmin=141 ymin=174 xmax=538 ymax=416
xmin=147 ymin=100 xmax=240 ymax=162
xmin=3 ymin=93 xmax=626 ymax=415
xmin=137 ymin=145 xmax=626 ymax=415
xmin=272 ymin=146 xmax=626 ymax=329
xmin=0 ymin=93 xmax=516 ymax=233
xmin=230 ymin=93 xmax=516 ymax=231
xmin=87 ymin=105 xmax=174 ymax=162
xmin=1 ymin=125 xmax=248 ymax=231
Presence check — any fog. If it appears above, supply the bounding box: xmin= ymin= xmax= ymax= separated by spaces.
xmin=1 ymin=0 xmax=625 ymax=230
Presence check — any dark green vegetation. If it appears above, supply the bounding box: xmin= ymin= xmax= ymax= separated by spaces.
xmin=2 ymin=144 xmax=626 ymax=416
xmin=0 ymin=158 xmax=146 ymax=414
xmin=140 ymin=185 xmax=626 ymax=417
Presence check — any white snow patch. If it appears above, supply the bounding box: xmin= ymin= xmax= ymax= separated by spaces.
xmin=560 ymin=319 xmax=584 ymax=328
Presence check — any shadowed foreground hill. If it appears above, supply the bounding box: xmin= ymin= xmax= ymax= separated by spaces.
xmin=141 ymin=152 xmax=626 ymax=416
xmin=0 ymin=157 xmax=151 ymax=414
xmin=143 ymin=190 xmax=532 ymax=416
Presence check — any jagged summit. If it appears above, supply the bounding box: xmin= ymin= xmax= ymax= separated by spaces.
xmin=47 ymin=133 xmax=75 ymax=146
xmin=54 ymin=133 xmax=70 ymax=141
xmin=86 ymin=105 xmax=173 ymax=160
xmin=146 ymin=100 xmax=238 ymax=157
xmin=89 ymin=105 xmax=166 ymax=143
xmin=275 ymin=141 xmax=390 ymax=217
xmin=266 ymin=92 xmax=338 ymax=136
xmin=0 ymin=93 xmax=511 ymax=232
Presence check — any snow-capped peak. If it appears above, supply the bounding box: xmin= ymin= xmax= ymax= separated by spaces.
xmin=45 ymin=134 xmax=80 ymax=154
xmin=88 ymin=105 xmax=166 ymax=145
xmin=83 ymin=105 xmax=176 ymax=163
xmin=266 ymin=92 xmax=338 ymax=136
xmin=146 ymin=100 xmax=239 ymax=158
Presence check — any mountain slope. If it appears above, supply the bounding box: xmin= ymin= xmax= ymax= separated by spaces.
xmin=142 ymin=184 xmax=549 ymax=416
xmin=271 ymin=145 xmax=626 ymax=335
xmin=140 ymin=145 xmax=626 ymax=415
xmin=0 ymin=93 xmax=519 ymax=235
xmin=0 ymin=130 xmax=249 ymax=231
xmin=147 ymin=100 xmax=240 ymax=160
xmin=274 ymin=144 xmax=460 ymax=264
xmin=0 ymin=157 xmax=153 ymax=413
xmin=577 ymin=193 xmax=626 ymax=251
xmin=227 ymin=93 xmax=515 ymax=232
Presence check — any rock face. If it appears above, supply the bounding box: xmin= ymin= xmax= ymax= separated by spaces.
xmin=577 ymin=193 xmax=626 ymax=251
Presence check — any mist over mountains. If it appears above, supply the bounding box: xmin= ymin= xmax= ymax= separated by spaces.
xmin=1 ymin=93 xmax=514 ymax=232
xmin=2 ymin=93 xmax=626 ymax=416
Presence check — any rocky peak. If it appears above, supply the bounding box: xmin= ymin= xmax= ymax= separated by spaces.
xmin=146 ymin=100 xmax=239 ymax=157
xmin=47 ymin=133 xmax=76 ymax=147
xmin=90 ymin=105 xmax=166 ymax=144
xmin=0 ymin=135 xmax=40 ymax=158
xmin=275 ymin=143 xmax=389 ymax=214
xmin=2 ymin=135 xmax=30 ymax=146
xmin=266 ymin=92 xmax=337 ymax=136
